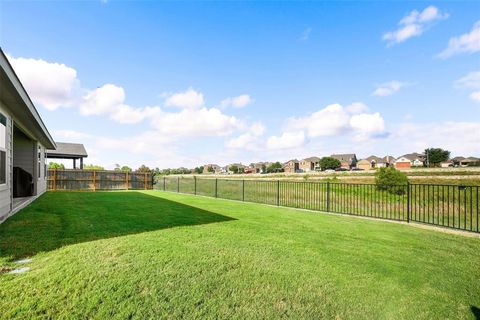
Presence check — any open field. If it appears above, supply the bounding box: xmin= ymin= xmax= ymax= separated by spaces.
xmin=1 ymin=191 xmax=480 ymax=319
xmin=159 ymin=177 xmax=480 ymax=232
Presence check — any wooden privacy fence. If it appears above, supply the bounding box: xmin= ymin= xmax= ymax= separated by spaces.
xmin=48 ymin=169 xmax=153 ymax=191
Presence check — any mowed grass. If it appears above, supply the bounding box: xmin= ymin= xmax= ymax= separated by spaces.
xmin=0 ymin=191 xmax=479 ymax=319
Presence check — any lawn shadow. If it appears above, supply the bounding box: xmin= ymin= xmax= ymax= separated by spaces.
xmin=472 ymin=306 xmax=480 ymax=320
xmin=0 ymin=191 xmax=235 ymax=261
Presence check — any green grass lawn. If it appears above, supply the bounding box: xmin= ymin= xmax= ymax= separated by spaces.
xmin=1 ymin=191 xmax=479 ymax=319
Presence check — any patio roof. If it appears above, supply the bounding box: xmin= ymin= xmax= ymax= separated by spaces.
xmin=47 ymin=142 xmax=88 ymax=159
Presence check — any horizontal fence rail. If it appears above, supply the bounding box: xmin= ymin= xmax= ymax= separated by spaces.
xmin=48 ymin=169 xmax=153 ymax=191
xmin=155 ymin=177 xmax=479 ymax=233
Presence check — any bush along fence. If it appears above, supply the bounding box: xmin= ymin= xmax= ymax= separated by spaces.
xmin=48 ymin=169 xmax=153 ymax=191
xmin=156 ymin=177 xmax=480 ymax=233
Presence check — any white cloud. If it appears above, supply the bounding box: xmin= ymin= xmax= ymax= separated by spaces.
xmin=226 ymin=122 xmax=265 ymax=150
xmin=350 ymin=113 xmax=385 ymax=141
xmin=272 ymin=103 xmax=386 ymax=148
xmin=372 ymin=81 xmax=406 ymax=97
xmin=163 ymin=88 xmax=204 ymax=109
xmin=151 ymin=107 xmax=240 ymax=136
xmin=80 ymin=84 xmax=161 ymax=124
xmin=383 ymin=6 xmax=448 ymax=44
xmin=438 ymin=21 xmax=480 ymax=59
xmin=266 ymin=131 xmax=306 ymax=150
xmin=218 ymin=94 xmax=253 ymax=109
xmin=345 ymin=102 xmax=369 ymax=114
xmin=455 ymin=71 xmax=480 ymax=103
xmin=52 ymin=129 xmax=93 ymax=140
xmin=6 ymin=54 xmax=80 ymax=110
xmin=286 ymin=104 xmax=350 ymax=137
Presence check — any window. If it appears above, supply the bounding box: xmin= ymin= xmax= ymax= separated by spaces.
xmin=0 ymin=113 xmax=6 ymax=185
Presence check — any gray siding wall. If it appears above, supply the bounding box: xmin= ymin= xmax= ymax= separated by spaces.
xmin=0 ymin=102 xmax=13 ymax=222
xmin=13 ymin=130 xmax=35 ymax=177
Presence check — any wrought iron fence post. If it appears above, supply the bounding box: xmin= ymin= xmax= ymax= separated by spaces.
xmin=215 ymin=178 xmax=218 ymax=198
xmin=327 ymin=181 xmax=331 ymax=212
xmin=194 ymin=176 xmax=197 ymax=195
xmin=277 ymin=180 xmax=280 ymax=206
xmin=242 ymin=179 xmax=245 ymax=201
xmin=177 ymin=177 xmax=180 ymax=193
xmin=406 ymin=182 xmax=410 ymax=223
xmin=163 ymin=176 xmax=166 ymax=191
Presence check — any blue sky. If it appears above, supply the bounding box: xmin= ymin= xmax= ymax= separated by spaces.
xmin=1 ymin=1 xmax=479 ymax=169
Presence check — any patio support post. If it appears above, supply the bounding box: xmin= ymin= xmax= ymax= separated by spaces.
xmin=80 ymin=157 xmax=83 ymax=170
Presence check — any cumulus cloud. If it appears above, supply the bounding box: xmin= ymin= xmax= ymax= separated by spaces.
xmin=163 ymin=88 xmax=204 ymax=109
xmin=345 ymin=102 xmax=369 ymax=114
xmin=350 ymin=113 xmax=385 ymax=140
xmin=6 ymin=54 xmax=80 ymax=110
xmin=226 ymin=122 xmax=265 ymax=150
xmin=266 ymin=131 xmax=306 ymax=150
xmin=80 ymin=84 xmax=161 ymax=124
xmin=438 ymin=21 xmax=480 ymax=59
xmin=383 ymin=6 xmax=448 ymax=44
xmin=286 ymin=104 xmax=351 ymax=137
xmin=372 ymin=81 xmax=406 ymax=97
xmin=151 ymin=107 xmax=240 ymax=136
xmin=455 ymin=71 xmax=480 ymax=103
xmin=218 ymin=94 xmax=253 ymax=109
xmin=52 ymin=129 xmax=93 ymax=140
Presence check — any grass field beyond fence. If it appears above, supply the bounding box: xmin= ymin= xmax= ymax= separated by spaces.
xmin=0 ymin=191 xmax=479 ymax=319
xmin=157 ymin=176 xmax=480 ymax=233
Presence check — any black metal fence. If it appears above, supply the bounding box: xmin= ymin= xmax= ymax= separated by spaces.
xmin=155 ymin=177 xmax=480 ymax=233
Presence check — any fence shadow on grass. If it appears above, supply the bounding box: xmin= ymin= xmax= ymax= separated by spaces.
xmin=472 ymin=306 xmax=480 ymax=320
xmin=0 ymin=191 xmax=235 ymax=261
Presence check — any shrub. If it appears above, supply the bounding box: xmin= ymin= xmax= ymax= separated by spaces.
xmin=374 ymin=167 xmax=408 ymax=195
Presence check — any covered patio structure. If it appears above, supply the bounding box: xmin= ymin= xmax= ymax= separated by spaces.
xmin=47 ymin=142 xmax=88 ymax=169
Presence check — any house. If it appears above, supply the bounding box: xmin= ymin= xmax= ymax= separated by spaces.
xmin=394 ymin=153 xmax=424 ymax=169
xmin=203 ymin=164 xmax=220 ymax=174
xmin=356 ymin=159 xmax=372 ymax=170
xmin=451 ymin=156 xmax=465 ymax=166
xmin=382 ymin=155 xmax=396 ymax=167
xmin=331 ymin=154 xmax=357 ymax=169
xmin=440 ymin=161 xmax=453 ymax=168
xmin=460 ymin=157 xmax=480 ymax=167
xmin=0 ymin=49 xmax=56 ymax=222
xmin=283 ymin=159 xmax=299 ymax=173
xmin=299 ymin=156 xmax=321 ymax=172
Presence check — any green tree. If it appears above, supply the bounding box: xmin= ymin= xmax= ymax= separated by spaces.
xmin=48 ymin=162 xmax=65 ymax=170
xmin=121 ymin=166 xmax=132 ymax=172
xmin=194 ymin=166 xmax=204 ymax=174
xmin=319 ymin=157 xmax=341 ymax=171
xmin=114 ymin=164 xmax=121 ymax=171
xmin=229 ymin=165 xmax=239 ymax=174
xmin=425 ymin=148 xmax=450 ymax=167
xmin=374 ymin=167 xmax=408 ymax=195
xmin=136 ymin=165 xmax=152 ymax=173
xmin=208 ymin=166 xmax=214 ymax=173
xmin=84 ymin=164 xmax=105 ymax=170
xmin=266 ymin=162 xmax=283 ymax=173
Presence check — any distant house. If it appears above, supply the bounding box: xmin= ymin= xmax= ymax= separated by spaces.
xmin=251 ymin=162 xmax=268 ymax=173
xmin=299 ymin=156 xmax=321 ymax=172
xmin=203 ymin=164 xmax=220 ymax=174
xmin=358 ymin=155 xmax=395 ymax=170
xmin=283 ymin=159 xmax=299 ymax=173
xmin=394 ymin=153 xmax=424 ymax=169
xmin=331 ymin=154 xmax=357 ymax=169
xmin=451 ymin=156 xmax=465 ymax=166
xmin=460 ymin=157 xmax=480 ymax=167
xmin=440 ymin=161 xmax=453 ymax=168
